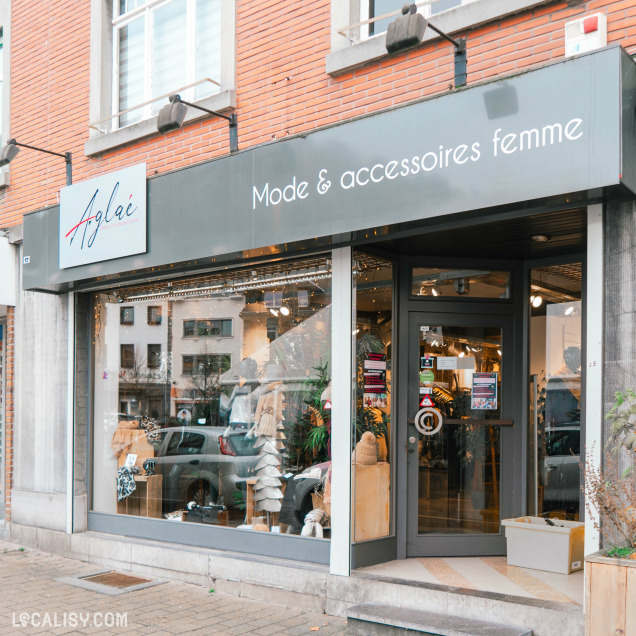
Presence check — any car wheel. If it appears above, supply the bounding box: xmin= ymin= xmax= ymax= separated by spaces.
xmin=188 ymin=480 xmax=218 ymax=507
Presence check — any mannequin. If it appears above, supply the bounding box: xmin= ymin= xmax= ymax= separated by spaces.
xmin=228 ymin=357 xmax=260 ymax=429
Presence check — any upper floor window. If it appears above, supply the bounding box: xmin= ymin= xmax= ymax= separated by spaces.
xmin=147 ymin=305 xmax=162 ymax=325
xmin=367 ymin=0 xmax=475 ymax=37
xmin=183 ymin=319 xmax=232 ymax=338
xmin=120 ymin=306 xmax=134 ymax=325
xmin=114 ymin=0 xmax=222 ymax=128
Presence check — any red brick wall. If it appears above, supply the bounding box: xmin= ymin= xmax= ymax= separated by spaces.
xmin=0 ymin=0 xmax=635 ymax=228
xmin=4 ymin=307 xmax=13 ymax=520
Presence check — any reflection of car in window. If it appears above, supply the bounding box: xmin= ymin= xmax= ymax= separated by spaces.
xmin=154 ymin=427 xmax=259 ymax=512
xmin=542 ymin=425 xmax=581 ymax=514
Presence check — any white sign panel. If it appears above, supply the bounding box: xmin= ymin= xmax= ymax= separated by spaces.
xmin=59 ymin=163 xmax=147 ymax=269
xmin=0 ymin=236 xmax=16 ymax=306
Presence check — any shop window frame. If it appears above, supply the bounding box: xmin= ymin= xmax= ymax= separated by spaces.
xmin=85 ymin=0 xmax=237 ymax=157
xmin=85 ymin=254 xmax=335 ymax=566
xmin=327 ymin=0 xmax=552 ymax=76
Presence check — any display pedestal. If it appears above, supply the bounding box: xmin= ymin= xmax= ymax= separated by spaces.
xmin=352 ymin=462 xmax=390 ymax=541
xmin=117 ymin=475 xmax=163 ymax=518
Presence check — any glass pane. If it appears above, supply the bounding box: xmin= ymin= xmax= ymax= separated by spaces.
xmin=151 ymin=0 xmax=187 ymax=112
xmin=528 ymin=263 xmax=581 ymax=521
xmin=195 ymin=0 xmax=221 ymax=100
xmin=118 ymin=17 xmax=145 ymax=126
xmin=431 ymin=0 xmax=462 ymax=14
xmin=120 ymin=0 xmax=147 ymax=16
xmin=353 ymin=253 xmax=393 ymax=542
xmin=369 ymin=0 xmax=399 ymax=36
xmin=92 ymin=257 xmax=333 ymax=538
xmin=412 ymin=267 xmax=510 ymax=299
xmin=417 ymin=325 xmax=502 ymax=534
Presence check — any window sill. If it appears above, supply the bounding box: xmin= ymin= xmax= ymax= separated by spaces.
xmin=326 ymin=0 xmax=550 ymax=76
xmin=84 ymin=90 xmax=236 ymax=157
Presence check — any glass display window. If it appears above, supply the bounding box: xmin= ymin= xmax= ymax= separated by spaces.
xmin=92 ymin=257 xmax=333 ymax=539
xmin=352 ymin=252 xmax=394 ymax=542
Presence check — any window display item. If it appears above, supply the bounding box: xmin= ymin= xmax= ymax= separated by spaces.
xmin=229 ymin=358 xmax=261 ymax=429
xmin=252 ymin=516 xmax=270 ymax=532
xmin=116 ymin=466 xmax=140 ymax=501
xmin=301 ymin=508 xmax=327 ymax=538
xmin=353 ymin=431 xmax=378 ymax=465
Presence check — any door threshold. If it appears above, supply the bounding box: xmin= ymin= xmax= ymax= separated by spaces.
xmin=353 ymin=556 xmax=583 ymax=609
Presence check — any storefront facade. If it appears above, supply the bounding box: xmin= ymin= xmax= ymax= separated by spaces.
xmin=18 ymin=46 xmax=630 ymax=574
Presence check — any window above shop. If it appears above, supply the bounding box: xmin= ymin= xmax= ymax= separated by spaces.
xmin=182 ymin=354 xmax=231 ymax=376
xmin=147 ymin=344 xmax=161 ymax=368
xmin=411 ymin=267 xmax=510 ymax=299
xmin=121 ymin=344 xmax=135 ymax=368
xmin=327 ymin=0 xmax=551 ymax=76
xmin=85 ymin=0 xmax=236 ymax=156
xmin=183 ymin=319 xmax=232 ymax=338
xmin=120 ymin=306 xmax=134 ymax=325
xmin=147 ymin=306 xmax=162 ymax=325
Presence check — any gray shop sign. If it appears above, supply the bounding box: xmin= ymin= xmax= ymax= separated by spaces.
xmin=23 ymin=45 xmax=636 ymax=290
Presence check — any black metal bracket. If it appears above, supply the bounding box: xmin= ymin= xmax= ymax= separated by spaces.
xmin=8 ymin=138 xmax=72 ymax=184
xmin=402 ymin=4 xmax=467 ymax=89
xmin=169 ymin=95 xmax=238 ymax=154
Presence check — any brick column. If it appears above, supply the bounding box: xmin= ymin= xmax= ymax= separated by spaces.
xmin=4 ymin=306 xmax=13 ymax=521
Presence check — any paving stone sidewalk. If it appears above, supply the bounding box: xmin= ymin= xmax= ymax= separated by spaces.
xmin=0 ymin=541 xmax=347 ymax=635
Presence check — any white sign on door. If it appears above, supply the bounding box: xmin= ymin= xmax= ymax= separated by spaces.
xmin=59 ymin=163 xmax=147 ymax=269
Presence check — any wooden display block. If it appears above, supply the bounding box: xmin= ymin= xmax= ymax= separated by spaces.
xmin=352 ymin=462 xmax=390 ymax=541
xmin=117 ymin=475 xmax=163 ymax=518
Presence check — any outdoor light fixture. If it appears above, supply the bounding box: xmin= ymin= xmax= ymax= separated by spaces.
xmin=386 ymin=4 xmax=467 ymax=88
xmin=156 ymin=94 xmax=238 ymax=154
xmin=0 ymin=138 xmax=72 ymax=185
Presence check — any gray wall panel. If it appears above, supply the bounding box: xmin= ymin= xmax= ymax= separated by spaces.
xmin=24 ymin=47 xmax=633 ymax=290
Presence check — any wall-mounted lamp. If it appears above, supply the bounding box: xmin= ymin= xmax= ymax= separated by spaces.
xmin=386 ymin=4 xmax=467 ymax=88
xmin=157 ymin=94 xmax=238 ymax=154
xmin=0 ymin=138 xmax=72 ymax=185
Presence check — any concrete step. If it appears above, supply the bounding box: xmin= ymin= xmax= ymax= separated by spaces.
xmin=346 ymin=603 xmax=534 ymax=636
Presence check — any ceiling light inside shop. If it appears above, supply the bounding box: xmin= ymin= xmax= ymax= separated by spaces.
xmin=280 ymin=306 xmax=290 ymax=316
xmin=431 ymin=287 xmax=440 ymax=296
xmin=565 ymin=305 xmax=575 ymax=316
xmin=531 ymin=295 xmax=543 ymax=308
xmin=269 ymin=308 xmax=279 ymax=316
xmin=531 ymin=234 xmax=550 ymax=242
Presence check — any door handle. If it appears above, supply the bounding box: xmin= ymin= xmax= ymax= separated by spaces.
xmin=189 ymin=459 xmax=200 ymax=465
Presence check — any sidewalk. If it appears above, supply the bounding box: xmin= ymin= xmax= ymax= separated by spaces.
xmin=0 ymin=541 xmax=347 ymax=635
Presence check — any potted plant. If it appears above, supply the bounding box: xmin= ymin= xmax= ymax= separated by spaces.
xmin=583 ymin=389 xmax=636 ymax=635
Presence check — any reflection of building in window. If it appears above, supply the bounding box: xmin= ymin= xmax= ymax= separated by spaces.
xmin=183 ymin=319 xmax=232 ymax=337
xmin=120 ymin=306 xmax=134 ymax=325
xmin=147 ymin=344 xmax=161 ymax=369
xmin=182 ymin=354 xmax=231 ymax=376
xmin=120 ymin=344 xmax=135 ymax=368
xmin=147 ymin=306 xmax=162 ymax=325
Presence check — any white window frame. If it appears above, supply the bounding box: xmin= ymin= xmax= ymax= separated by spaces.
xmin=0 ymin=1 xmax=11 ymax=188
xmin=86 ymin=0 xmax=236 ymax=157
xmin=327 ymin=0 xmax=551 ymax=76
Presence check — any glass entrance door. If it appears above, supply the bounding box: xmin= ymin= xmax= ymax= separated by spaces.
xmin=406 ymin=313 xmax=514 ymax=556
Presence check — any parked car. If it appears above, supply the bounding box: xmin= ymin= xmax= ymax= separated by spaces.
xmin=542 ymin=425 xmax=581 ymax=515
xmin=153 ymin=426 xmax=259 ymax=514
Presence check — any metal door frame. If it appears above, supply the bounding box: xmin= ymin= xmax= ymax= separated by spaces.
xmin=405 ymin=311 xmax=515 ymax=556
xmin=396 ymin=257 xmax=525 ymax=558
